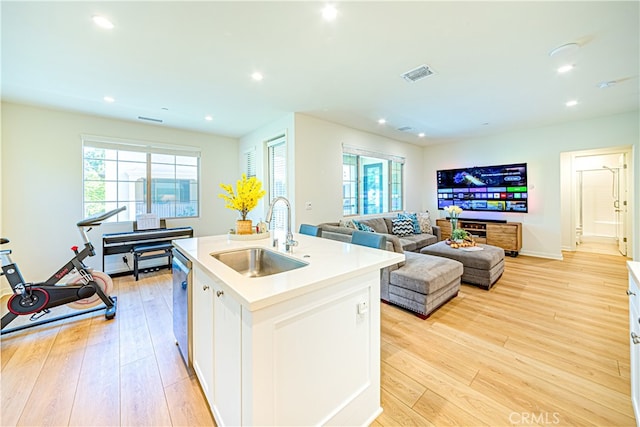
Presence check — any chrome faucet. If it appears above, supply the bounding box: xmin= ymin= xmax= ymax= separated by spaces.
xmin=265 ymin=196 xmax=298 ymax=252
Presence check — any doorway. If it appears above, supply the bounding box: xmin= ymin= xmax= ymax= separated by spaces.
xmin=363 ymin=163 xmax=383 ymax=214
xmin=569 ymin=149 xmax=630 ymax=257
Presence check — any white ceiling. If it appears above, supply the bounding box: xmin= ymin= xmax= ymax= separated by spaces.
xmin=2 ymin=1 xmax=638 ymax=146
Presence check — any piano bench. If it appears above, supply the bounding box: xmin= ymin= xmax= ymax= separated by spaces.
xmin=132 ymin=243 xmax=174 ymax=281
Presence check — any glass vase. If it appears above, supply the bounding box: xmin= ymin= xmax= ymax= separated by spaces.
xmin=450 ymin=217 xmax=458 ymax=231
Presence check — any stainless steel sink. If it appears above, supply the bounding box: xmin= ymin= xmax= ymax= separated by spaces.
xmin=211 ymin=247 xmax=308 ymax=278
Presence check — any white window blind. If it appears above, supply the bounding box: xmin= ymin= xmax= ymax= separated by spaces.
xmin=244 ymin=148 xmax=256 ymax=177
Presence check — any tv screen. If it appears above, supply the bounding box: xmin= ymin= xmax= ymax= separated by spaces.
xmin=437 ymin=163 xmax=528 ymax=213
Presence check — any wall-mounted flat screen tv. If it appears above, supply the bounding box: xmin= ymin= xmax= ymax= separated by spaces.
xmin=437 ymin=162 xmax=528 ymax=213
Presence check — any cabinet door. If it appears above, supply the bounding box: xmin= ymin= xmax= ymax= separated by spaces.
xmin=192 ymin=267 xmax=214 ymax=405
xmin=486 ymin=224 xmax=518 ymax=251
xmin=436 ymin=219 xmax=451 ymax=240
xmin=212 ymin=281 xmax=242 ymax=426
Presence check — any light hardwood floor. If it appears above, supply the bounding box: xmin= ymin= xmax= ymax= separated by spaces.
xmin=1 ymin=250 xmax=635 ymax=426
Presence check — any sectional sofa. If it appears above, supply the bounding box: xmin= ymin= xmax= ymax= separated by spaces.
xmin=317 ymin=212 xmax=441 ymax=253
xmin=318 ymin=213 xmax=462 ymax=318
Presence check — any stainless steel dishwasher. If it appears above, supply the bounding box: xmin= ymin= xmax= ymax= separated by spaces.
xmin=172 ymin=247 xmax=192 ymax=371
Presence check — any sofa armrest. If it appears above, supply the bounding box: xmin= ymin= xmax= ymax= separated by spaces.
xmin=380 ymin=233 xmax=404 ymax=254
xmin=431 ymin=225 xmax=441 ymax=241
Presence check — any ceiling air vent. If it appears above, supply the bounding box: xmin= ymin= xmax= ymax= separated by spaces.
xmin=397 ymin=126 xmax=413 ymax=132
xmin=401 ymin=65 xmax=434 ymax=83
xmin=138 ymin=116 xmax=163 ymax=123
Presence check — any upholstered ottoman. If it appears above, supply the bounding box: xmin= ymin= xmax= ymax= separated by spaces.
xmin=420 ymin=242 xmax=505 ymax=289
xmin=384 ymin=252 xmax=463 ymax=319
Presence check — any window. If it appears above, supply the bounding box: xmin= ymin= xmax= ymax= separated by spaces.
xmin=244 ymin=148 xmax=256 ymax=178
xmin=267 ymin=135 xmax=287 ymax=231
xmin=341 ymin=146 xmax=404 ymax=216
xmin=82 ymin=136 xmax=200 ymax=221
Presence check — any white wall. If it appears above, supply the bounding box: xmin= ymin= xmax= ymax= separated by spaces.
xmin=1 ymin=102 xmax=239 ymax=288
xmin=239 ymin=113 xmax=425 ymax=231
xmin=293 ymin=114 xmax=425 ymax=227
xmin=239 ymin=113 xmax=295 ymax=224
xmin=580 ymin=169 xmax=616 ymax=237
xmin=423 ymin=111 xmax=639 ymax=259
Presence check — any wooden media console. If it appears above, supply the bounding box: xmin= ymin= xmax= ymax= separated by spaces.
xmin=436 ymin=218 xmax=522 ymax=256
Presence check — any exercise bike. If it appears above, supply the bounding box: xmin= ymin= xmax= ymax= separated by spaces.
xmin=0 ymin=206 xmax=125 ymax=335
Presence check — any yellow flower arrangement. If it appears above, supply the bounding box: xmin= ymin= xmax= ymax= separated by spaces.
xmin=218 ymin=174 xmax=266 ymax=220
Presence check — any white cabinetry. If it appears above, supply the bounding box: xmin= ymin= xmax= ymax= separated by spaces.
xmin=192 ymin=266 xmax=241 ymax=426
xmin=628 ymin=261 xmax=640 ymax=426
xmin=212 ymin=278 xmax=241 ymax=426
xmin=192 ymin=265 xmax=381 ymax=426
xmin=192 ymin=267 xmax=214 ymax=402
xmin=240 ymin=271 xmax=380 ymax=426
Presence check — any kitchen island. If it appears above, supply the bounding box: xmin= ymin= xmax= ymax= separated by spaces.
xmin=173 ymin=232 xmax=404 ymax=427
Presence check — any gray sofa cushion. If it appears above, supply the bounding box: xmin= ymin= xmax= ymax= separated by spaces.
xmin=420 ymin=242 xmax=504 ymax=269
xmin=420 ymin=242 xmax=505 ymax=288
xmin=401 ymin=233 xmax=437 ymax=250
xmin=390 ymin=252 xmax=463 ymax=294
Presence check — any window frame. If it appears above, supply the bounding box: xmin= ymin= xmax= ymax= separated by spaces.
xmin=81 ymin=135 xmax=201 ymax=221
xmin=267 ymin=134 xmax=287 ymax=231
xmin=342 ymin=145 xmax=404 ymax=216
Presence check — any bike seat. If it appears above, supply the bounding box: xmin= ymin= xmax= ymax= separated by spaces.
xmin=0 ymin=238 xmax=9 ymax=245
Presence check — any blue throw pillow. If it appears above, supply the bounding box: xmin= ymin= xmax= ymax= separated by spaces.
xmin=398 ymin=212 xmax=421 ymax=234
xmin=352 ymin=220 xmax=374 ymax=232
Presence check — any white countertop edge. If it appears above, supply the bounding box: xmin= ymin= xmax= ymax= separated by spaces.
xmin=174 ymin=234 xmax=405 ymax=311
xmin=628 ymin=261 xmax=640 ymax=286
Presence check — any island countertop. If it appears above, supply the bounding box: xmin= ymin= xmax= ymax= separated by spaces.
xmin=173 ymin=232 xmax=405 ymax=311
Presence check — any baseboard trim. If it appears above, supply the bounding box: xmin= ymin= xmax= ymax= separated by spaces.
xmin=518 ymin=250 xmax=563 ymax=260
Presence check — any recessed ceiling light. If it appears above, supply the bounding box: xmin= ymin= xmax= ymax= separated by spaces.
xmin=251 ymin=72 xmax=264 ymax=81
xmin=418 ymin=133 xmax=425 ymax=138
xmin=322 ymin=4 xmax=338 ymax=21
xmin=92 ymin=15 xmax=114 ymax=29
xmin=557 ymin=64 xmax=574 ymax=74
xmin=103 ymin=96 xmax=115 ymax=103
xmin=566 ymin=100 xmax=578 ymax=107
xmin=378 ymin=118 xmax=386 ymax=125
xmin=204 ymin=115 xmax=213 ymax=121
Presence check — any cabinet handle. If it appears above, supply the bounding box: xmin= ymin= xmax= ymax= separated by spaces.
xmin=216 ymin=290 xmax=224 ymax=297
xmin=632 ymin=332 xmax=640 ymax=345
xmin=202 ymin=285 xmax=210 ymax=291
xmin=627 ymin=290 xmax=636 ymax=296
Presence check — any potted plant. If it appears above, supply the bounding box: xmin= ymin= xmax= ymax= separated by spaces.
xmin=219 ymin=174 xmax=266 ymax=234
xmin=451 ymin=228 xmax=468 ymax=242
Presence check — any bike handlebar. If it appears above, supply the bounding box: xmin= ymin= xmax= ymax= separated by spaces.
xmin=76 ymin=206 xmax=126 ymax=227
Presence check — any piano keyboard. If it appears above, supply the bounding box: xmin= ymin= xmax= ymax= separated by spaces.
xmin=102 ymin=226 xmax=193 ymax=275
